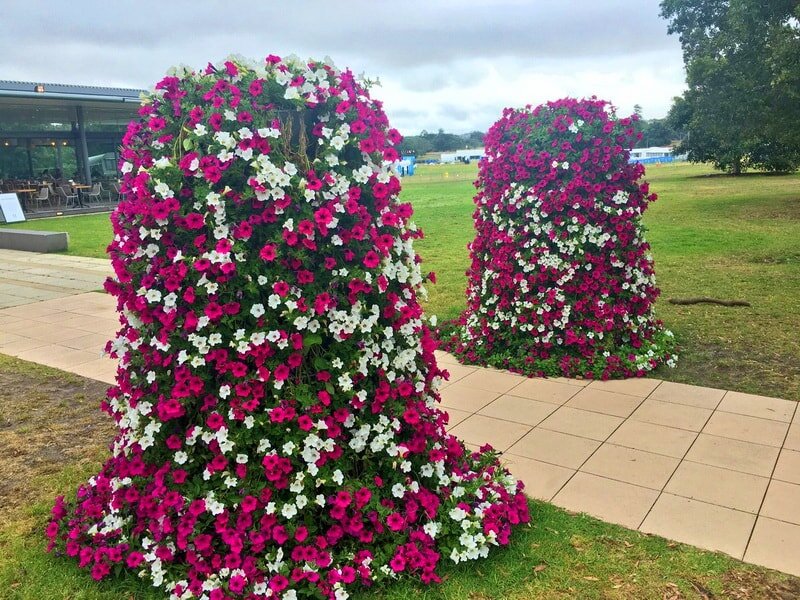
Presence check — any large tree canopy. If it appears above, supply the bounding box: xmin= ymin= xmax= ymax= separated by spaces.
xmin=661 ymin=0 xmax=800 ymax=173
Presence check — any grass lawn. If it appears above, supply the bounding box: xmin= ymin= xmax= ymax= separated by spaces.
xmin=5 ymin=212 xmax=114 ymax=260
xmin=1 ymin=353 xmax=798 ymax=600
xmin=6 ymin=162 xmax=800 ymax=401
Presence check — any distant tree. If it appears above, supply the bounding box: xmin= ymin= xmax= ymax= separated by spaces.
xmin=631 ymin=104 xmax=646 ymax=140
xmin=660 ymin=0 xmax=800 ymax=173
xmin=637 ymin=117 xmax=684 ymax=148
xmin=397 ymin=129 xmax=486 ymax=156
xmin=462 ymin=130 xmax=485 ymax=147
xmin=428 ymin=130 xmax=464 ymax=152
xmin=397 ymin=135 xmax=433 ymax=156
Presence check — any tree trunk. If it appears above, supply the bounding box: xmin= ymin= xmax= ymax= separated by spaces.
xmin=732 ymin=155 xmax=742 ymax=175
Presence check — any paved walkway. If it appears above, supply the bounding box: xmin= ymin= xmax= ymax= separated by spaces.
xmin=0 ymin=292 xmax=117 ymax=382
xmin=0 ymin=249 xmax=111 ymax=308
xmin=0 ymin=251 xmax=798 ymax=577
xmin=435 ymin=354 xmax=800 ymax=577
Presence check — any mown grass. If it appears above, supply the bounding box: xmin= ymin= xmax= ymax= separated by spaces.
xmin=1 ymin=356 xmax=798 ymax=600
xmin=7 ymin=162 xmax=800 ymax=401
xmin=6 ymin=212 xmax=113 ymax=259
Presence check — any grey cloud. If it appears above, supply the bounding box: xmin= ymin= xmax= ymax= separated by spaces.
xmin=0 ymin=0 xmax=684 ymax=132
xmin=1 ymin=0 xmax=676 ymax=84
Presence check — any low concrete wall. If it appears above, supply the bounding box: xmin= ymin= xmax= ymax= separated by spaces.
xmin=0 ymin=228 xmax=69 ymax=253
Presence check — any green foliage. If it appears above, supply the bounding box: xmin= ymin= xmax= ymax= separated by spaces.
xmin=398 ymin=129 xmax=484 ymax=156
xmin=636 ymin=118 xmax=685 ymax=148
xmin=661 ymin=0 xmax=800 ymax=173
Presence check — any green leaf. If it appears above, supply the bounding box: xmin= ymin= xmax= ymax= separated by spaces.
xmin=304 ymin=333 xmax=322 ymax=347
xmin=294 ymin=384 xmax=314 ymax=408
xmin=183 ymin=138 xmax=194 ymax=151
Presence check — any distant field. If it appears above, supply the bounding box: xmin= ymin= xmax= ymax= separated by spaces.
xmin=8 ymin=162 xmax=800 ymax=399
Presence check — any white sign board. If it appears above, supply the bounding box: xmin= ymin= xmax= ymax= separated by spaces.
xmin=0 ymin=193 xmax=26 ymax=223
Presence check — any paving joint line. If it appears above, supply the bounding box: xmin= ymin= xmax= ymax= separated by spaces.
xmin=742 ymin=399 xmax=800 ymax=558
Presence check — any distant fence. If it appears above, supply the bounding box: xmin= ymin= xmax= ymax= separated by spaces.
xmin=629 ymin=155 xmax=687 ymax=165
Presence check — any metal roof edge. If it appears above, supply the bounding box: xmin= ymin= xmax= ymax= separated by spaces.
xmin=0 ymin=80 xmax=145 ymax=101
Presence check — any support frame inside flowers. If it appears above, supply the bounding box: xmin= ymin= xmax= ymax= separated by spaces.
xmin=440 ymin=98 xmax=677 ymax=379
xmin=45 ymin=55 xmax=529 ymax=600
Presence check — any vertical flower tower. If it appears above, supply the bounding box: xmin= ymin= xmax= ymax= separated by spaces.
xmin=47 ymin=56 xmax=529 ymax=598
xmin=442 ymin=98 xmax=676 ymax=379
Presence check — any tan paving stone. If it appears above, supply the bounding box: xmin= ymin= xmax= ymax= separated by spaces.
xmin=760 ymin=480 xmax=800 ymax=526
xmin=22 ymin=323 xmax=92 ymax=343
xmin=786 ymin=424 xmax=800 ymax=452
xmin=0 ymin=331 xmax=26 ymax=346
xmin=22 ymin=311 xmax=79 ymax=325
xmin=433 ymin=350 xmax=459 ymax=365
xmin=458 ymin=369 xmax=527 ymax=395
xmin=607 ymin=420 xmax=697 ymax=459
xmin=702 ymin=411 xmax=789 ymax=448
xmin=640 ymin=494 xmax=755 ymax=559
xmin=703 ymin=411 xmax=789 ymax=448
xmin=439 ymin=383 xmax=499 ymax=413
xmin=55 ymin=292 xmax=112 ymax=310
xmin=69 ymin=305 xmax=118 ymax=318
xmin=647 ymin=381 xmax=726 ymax=409
xmin=718 ymin=391 xmax=796 ymax=423
xmin=68 ymin=357 xmax=117 ymax=385
xmin=60 ymin=332 xmax=111 ymax=352
xmin=685 ymin=434 xmax=779 ymax=477
xmin=478 ymin=395 xmax=557 ymax=426
xmin=443 ymin=408 xmax=472 ymax=429
xmin=744 ymin=517 xmax=800 ymax=577
xmin=539 ymin=406 xmax=624 ymax=441
xmin=506 ymin=377 xmax=581 ymax=405
xmin=581 ymin=444 xmax=680 ymax=490
xmin=664 ymin=461 xmax=770 ymax=513
xmin=449 ymin=414 xmax=531 ymax=452
xmin=504 ymin=455 xmax=575 ymax=501
xmin=439 ymin=363 xmax=477 ymax=386
xmin=0 ymin=302 xmax=64 ymax=318
xmin=551 ymin=377 xmax=590 ymax=387
xmin=507 ymin=428 xmax=601 ymax=469
xmin=565 ymin=387 xmax=644 ymax=418
xmin=0 ymin=314 xmax=22 ymax=326
xmin=0 ymin=337 xmax=49 ymax=355
xmin=57 ymin=314 xmax=117 ymax=332
xmin=0 ymin=319 xmax=40 ymax=335
xmin=15 ymin=345 xmax=100 ymax=370
xmin=553 ymin=472 xmax=658 ymax=529
xmin=630 ymin=399 xmax=713 ymax=432
xmin=0 ymin=283 xmax=63 ymax=300
xmin=774 ymin=449 xmax=800 ymax=485
xmin=586 ymin=377 xmax=662 ymax=397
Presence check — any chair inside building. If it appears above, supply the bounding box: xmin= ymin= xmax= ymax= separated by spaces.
xmin=0 ymin=80 xmax=143 ymax=214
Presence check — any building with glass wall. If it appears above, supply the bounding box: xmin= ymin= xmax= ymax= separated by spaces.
xmin=0 ymin=80 xmax=144 ymax=183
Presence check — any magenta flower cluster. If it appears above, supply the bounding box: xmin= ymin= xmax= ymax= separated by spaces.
xmin=46 ymin=56 xmax=529 ymax=599
xmin=441 ymin=98 xmax=677 ymax=379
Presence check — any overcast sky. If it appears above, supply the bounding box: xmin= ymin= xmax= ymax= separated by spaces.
xmin=0 ymin=0 xmax=686 ymax=135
